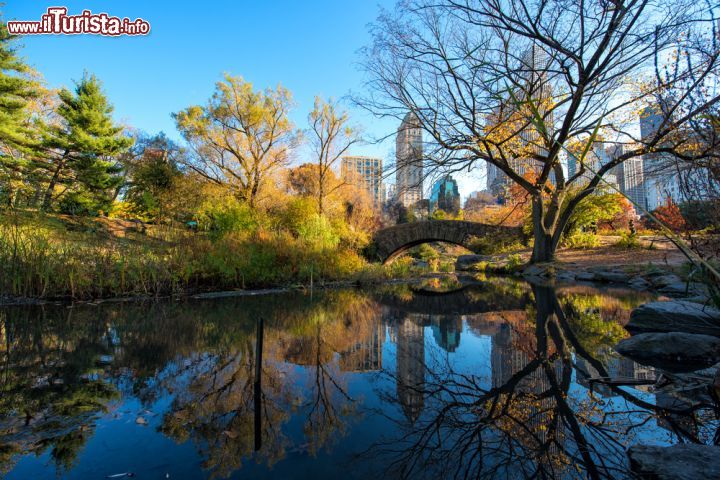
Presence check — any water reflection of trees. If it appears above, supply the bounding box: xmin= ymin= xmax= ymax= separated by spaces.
xmin=0 ymin=307 xmax=118 ymax=474
xmin=0 ymin=290 xmax=383 ymax=477
xmin=2 ymin=281 xmax=718 ymax=479
xmin=369 ymin=283 xmax=719 ymax=480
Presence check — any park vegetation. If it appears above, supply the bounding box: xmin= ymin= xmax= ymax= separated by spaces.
xmin=1 ymin=2 xmax=719 ymax=301
xmin=0 ymin=19 xmax=390 ymax=300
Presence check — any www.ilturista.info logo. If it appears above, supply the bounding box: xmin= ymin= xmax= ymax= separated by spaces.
xmin=7 ymin=7 xmax=150 ymax=36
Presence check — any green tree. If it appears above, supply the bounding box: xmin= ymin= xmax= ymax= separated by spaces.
xmin=39 ymin=73 xmax=132 ymax=212
xmin=563 ymin=192 xmax=624 ymax=237
xmin=123 ymin=132 xmax=184 ymax=221
xmin=0 ymin=19 xmax=41 ymax=206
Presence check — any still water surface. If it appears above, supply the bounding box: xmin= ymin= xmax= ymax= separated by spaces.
xmin=1 ymin=278 xmax=716 ymax=479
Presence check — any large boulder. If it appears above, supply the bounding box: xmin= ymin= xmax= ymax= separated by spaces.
xmin=614 ymin=332 xmax=720 ymax=372
xmin=628 ymin=444 xmax=720 ymax=480
xmin=650 ymin=274 xmax=683 ymax=288
xmin=627 ymin=301 xmax=720 ymax=336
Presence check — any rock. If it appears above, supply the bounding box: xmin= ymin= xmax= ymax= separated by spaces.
xmin=522 ymin=264 xmax=551 ymax=278
xmin=614 ymin=332 xmax=720 ymax=372
xmin=627 ymin=301 xmax=720 ymax=336
xmin=455 ymin=255 xmax=487 ymax=271
xmin=593 ymin=270 xmax=630 ymax=283
xmin=629 ymin=276 xmax=650 ymax=289
xmin=628 ymin=444 xmax=720 ymax=480
xmin=555 ymin=271 xmax=576 ymax=282
xmin=135 ymin=416 xmax=147 ymax=425
xmin=413 ymin=260 xmax=429 ymax=269
xmin=659 ymin=282 xmax=689 ymax=295
xmin=650 ymin=274 xmax=683 ymax=288
xmin=575 ymin=271 xmax=595 ymax=281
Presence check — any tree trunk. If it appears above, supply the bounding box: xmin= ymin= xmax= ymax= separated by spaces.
xmin=317 ymin=178 xmax=324 ymax=215
xmin=530 ymin=194 xmax=558 ymax=263
xmin=42 ymin=154 xmax=67 ymax=211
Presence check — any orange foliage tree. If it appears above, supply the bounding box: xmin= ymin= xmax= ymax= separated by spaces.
xmin=652 ymin=200 xmax=687 ymax=232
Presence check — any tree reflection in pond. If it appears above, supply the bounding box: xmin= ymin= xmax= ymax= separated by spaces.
xmin=0 ymin=282 xmax=717 ymax=479
xmin=366 ymin=283 xmax=719 ymax=479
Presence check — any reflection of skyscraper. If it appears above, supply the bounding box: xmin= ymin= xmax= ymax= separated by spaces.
xmin=339 ymin=322 xmax=385 ymax=372
xmin=575 ymin=354 xmax=655 ymax=397
xmin=396 ymin=112 xmax=424 ymax=207
xmin=430 ymin=315 xmax=462 ymax=353
xmin=491 ymin=323 xmax=531 ymax=388
xmin=396 ymin=316 xmax=425 ymax=423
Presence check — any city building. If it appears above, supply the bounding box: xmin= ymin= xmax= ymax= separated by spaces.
xmin=485 ymin=45 xmax=554 ymax=201
xmin=384 ymin=182 xmax=396 ymax=204
xmin=429 ymin=175 xmax=461 ymax=214
xmin=606 ymin=143 xmax=645 ymax=212
xmin=396 ymin=112 xmax=424 ymax=207
xmin=566 ymin=140 xmax=620 ymax=192
xmin=638 ymin=105 xmax=716 ymax=211
xmin=341 ymin=155 xmax=384 ymax=207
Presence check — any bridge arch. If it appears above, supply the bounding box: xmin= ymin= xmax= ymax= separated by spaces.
xmin=367 ymin=220 xmax=524 ymax=264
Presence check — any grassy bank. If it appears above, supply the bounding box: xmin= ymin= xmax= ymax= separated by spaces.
xmin=0 ymin=211 xmax=415 ymax=301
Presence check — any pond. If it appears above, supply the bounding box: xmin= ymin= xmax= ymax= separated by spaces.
xmin=0 ymin=277 xmax=717 ymax=479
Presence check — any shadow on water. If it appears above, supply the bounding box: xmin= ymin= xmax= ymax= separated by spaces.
xmin=0 ymin=277 xmax=718 ymax=479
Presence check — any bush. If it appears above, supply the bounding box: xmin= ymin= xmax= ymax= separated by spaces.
xmin=296 ymin=214 xmax=339 ymax=250
xmin=197 ymin=195 xmax=258 ymax=238
xmin=57 ymin=192 xmax=101 ymax=216
xmin=614 ymin=230 xmax=641 ymax=249
xmin=563 ymin=231 xmax=600 ymax=249
xmin=466 ymin=235 xmax=524 ymax=255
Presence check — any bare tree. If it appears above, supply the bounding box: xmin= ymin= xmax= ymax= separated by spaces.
xmin=174 ymin=75 xmax=299 ymax=209
xmin=307 ymin=97 xmax=362 ymax=214
xmin=359 ymin=0 xmax=720 ymax=262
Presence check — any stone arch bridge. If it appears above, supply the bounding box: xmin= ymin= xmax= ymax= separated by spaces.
xmin=367 ymin=220 xmax=524 ymax=264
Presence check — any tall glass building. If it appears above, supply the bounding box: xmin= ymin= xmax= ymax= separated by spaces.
xmin=429 ymin=175 xmax=461 ymax=214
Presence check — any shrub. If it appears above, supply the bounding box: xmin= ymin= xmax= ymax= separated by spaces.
xmin=563 ymin=231 xmax=600 ymax=249
xmin=57 ymin=192 xmax=101 ymax=216
xmin=197 ymin=195 xmax=257 ymax=238
xmin=614 ymin=230 xmax=641 ymax=249
xmin=466 ymin=235 xmax=524 ymax=255
xmin=651 ymin=200 xmax=687 ymax=232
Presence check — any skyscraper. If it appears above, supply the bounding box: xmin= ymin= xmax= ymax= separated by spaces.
xmin=396 ymin=112 xmax=424 ymax=207
xmin=566 ymin=140 xmax=619 ymax=191
xmin=341 ymin=155 xmax=384 ymax=207
xmin=429 ymin=175 xmax=461 ymax=214
xmin=639 ymin=106 xmax=681 ymax=211
xmin=485 ymin=45 xmax=554 ymax=200
xmin=607 ymin=143 xmax=645 ymax=211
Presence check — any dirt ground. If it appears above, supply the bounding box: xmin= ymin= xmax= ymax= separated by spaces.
xmin=554 ymin=236 xmax=688 ymax=270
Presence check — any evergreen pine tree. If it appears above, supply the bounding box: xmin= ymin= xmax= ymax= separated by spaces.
xmin=41 ymin=73 xmax=132 ymax=213
xmin=0 ymin=19 xmax=41 ymax=205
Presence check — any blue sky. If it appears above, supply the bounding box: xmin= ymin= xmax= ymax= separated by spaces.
xmin=5 ymin=1 xmax=486 ymax=196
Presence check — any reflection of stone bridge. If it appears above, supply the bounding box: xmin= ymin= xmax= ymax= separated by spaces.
xmin=368 ymin=220 xmax=524 ymax=264
xmin=375 ymin=286 xmax=527 ymax=315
